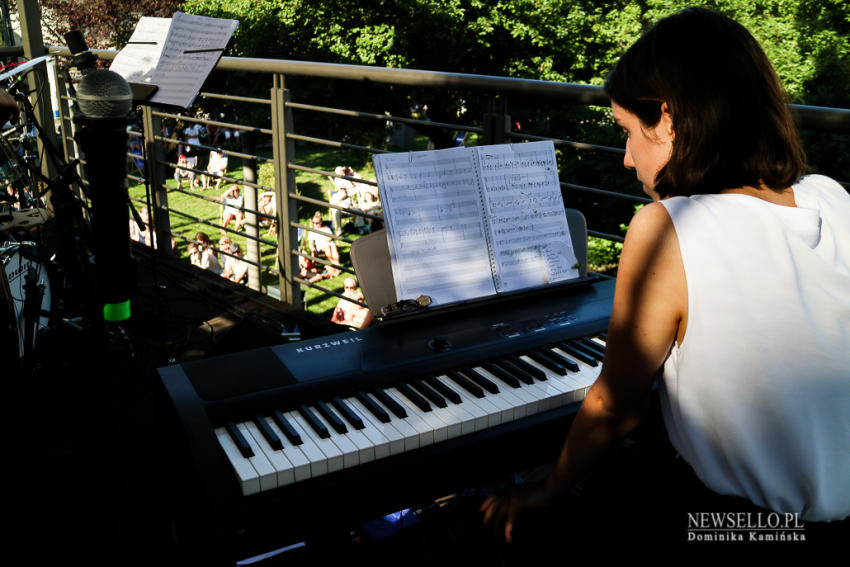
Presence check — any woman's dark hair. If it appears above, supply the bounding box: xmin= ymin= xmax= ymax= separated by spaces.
xmin=604 ymin=7 xmax=805 ymax=198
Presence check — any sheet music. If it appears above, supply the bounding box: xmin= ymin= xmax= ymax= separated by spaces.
xmin=478 ymin=141 xmax=578 ymax=292
xmin=109 ymin=12 xmax=238 ymax=108
xmin=109 ymin=17 xmax=171 ymax=85
xmin=375 ymin=147 xmax=497 ymax=305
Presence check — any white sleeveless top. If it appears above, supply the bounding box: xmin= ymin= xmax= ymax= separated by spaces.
xmin=659 ymin=175 xmax=850 ymax=521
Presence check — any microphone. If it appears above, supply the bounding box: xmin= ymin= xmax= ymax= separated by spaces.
xmin=66 ymin=30 xmax=135 ymax=322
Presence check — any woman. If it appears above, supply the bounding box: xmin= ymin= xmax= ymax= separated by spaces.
xmin=481 ymin=7 xmax=850 ymax=544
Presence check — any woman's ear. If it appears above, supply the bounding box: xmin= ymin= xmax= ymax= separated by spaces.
xmin=660 ymin=102 xmax=674 ymax=140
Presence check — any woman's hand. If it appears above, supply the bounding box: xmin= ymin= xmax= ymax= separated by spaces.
xmin=480 ymin=481 xmax=552 ymax=543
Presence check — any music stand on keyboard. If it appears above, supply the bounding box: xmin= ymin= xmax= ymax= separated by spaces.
xmin=350 ymin=208 xmax=590 ymax=320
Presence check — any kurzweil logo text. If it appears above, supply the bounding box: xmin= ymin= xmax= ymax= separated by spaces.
xmin=295 ymin=336 xmax=364 ymax=353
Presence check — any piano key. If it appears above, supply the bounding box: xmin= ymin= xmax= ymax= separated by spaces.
xmin=215 ymin=426 xmax=261 ymax=495
xmin=347 ymin=396 xmax=405 ymax=456
xmin=367 ymin=391 xmax=421 ymax=451
xmin=263 ymin=417 xmax=312 ymax=481
xmin=373 ymin=388 xmax=408 ymax=419
xmin=542 ymin=347 xmax=581 ymax=373
xmin=459 ymin=366 xmax=499 ymax=394
xmin=272 ymin=410 xmax=302 ymax=445
xmin=305 ymin=409 xmax=361 ymax=468
xmin=314 ymin=400 xmax=348 ymax=434
xmin=494 ymin=358 xmax=535 ymax=385
xmin=445 ymin=370 xmax=485 ymax=398
xmin=225 ymin=421 xmax=254 ymax=458
xmin=576 ymin=337 xmax=606 ymax=360
xmin=280 ymin=411 xmax=328 ymax=477
xmin=298 ymin=404 xmax=330 ymax=438
xmin=484 ymin=364 xmax=553 ymax=413
xmin=482 ymin=361 xmax=521 ymax=388
xmin=395 ymin=382 xmax=432 ymax=413
xmin=518 ymin=354 xmax=585 ymax=404
xmin=432 ymin=375 xmax=490 ymax=431
xmin=253 ymin=415 xmax=283 ymax=451
xmin=355 ymin=391 xmax=391 ymax=423
xmin=473 ymin=366 xmax=527 ymax=419
xmin=567 ymin=339 xmax=604 ymax=363
xmin=339 ymin=396 xmax=389 ymax=459
xmin=289 ymin=411 xmax=344 ymax=473
xmin=558 ymin=342 xmax=598 ymax=367
xmin=384 ymin=387 xmax=443 ymax=445
xmin=234 ymin=422 xmax=277 ymax=492
xmin=424 ymin=375 xmax=462 ymax=404
xmin=507 ymin=354 xmax=547 ymax=381
xmin=526 ymin=349 xmax=568 ymax=375
xmin=242 ymin=419 xmax=295 ymax=487
xmin=331 ymin=396 xmax=365 ymax=430
xmin=516 ymin=355 xmax=576 ymax=405
xmin=431 ymin=390 xmax=477 ymax=436
xmin=410 ymin=378 xmax=448 ymax=408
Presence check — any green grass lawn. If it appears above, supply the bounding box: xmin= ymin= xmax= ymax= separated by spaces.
xmin=129 ymin=138 xmax=432 ymax=319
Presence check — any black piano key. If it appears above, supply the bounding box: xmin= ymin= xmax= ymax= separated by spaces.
xmin=577 ymin=337 xmax=606 ymax=359
xmin=445 ymin=370 xmax=485 ymax=398
xmin=460 ymin=366 xmax=500 ymax=394
xmin=425 ymin=375 xmax=462 ymax=404
xmin=272 ymin=410 xmax=302 ymax=445
xmin=569 ymin=339 xmax=605 ymax=363
xmin=355 ymin=391 xmax=391 ymax=423
xmin=411 ymin=378 xmax=447 ymax=408
xmin=331 ymin=396 xmax=365 ymax=430
xmin=373 ymin=388 xmax=408 ymax=419
xmin=560 ymin=341 xmax=599 ymax=366
xmin=298 ymin=404 xmax=331 ymax=438
xmin=315 ymin=400 xmax=348 ymax=434
xmin=396 ymin=382 xmax=432 ymax=412
xmin=526 ymin=349 xmax=568 ymax=375
xmin=494 ymin=358 xmax=535 ymax=385
xmin=542 ymin=347 xmax=581 ymax=373
xmin=507 ymin=354 xmax=547 ymax=381
xmin=225 ymin=421 xmax=254 ymax=458
xmin=253 ymin=415 xmax=283 ymax=451
xmin=483 ymin=361 xmax=521 ymax=388
xmin=598 ymin=332 xmax=608 ymax=341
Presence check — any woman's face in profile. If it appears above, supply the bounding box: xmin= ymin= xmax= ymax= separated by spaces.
xmin=612 ymin=101 xmax=674 ymax=200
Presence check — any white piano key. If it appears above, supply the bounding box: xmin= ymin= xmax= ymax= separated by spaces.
xmin=474 ymin=366 xmax=534 ymax=419
xmin=264 ymin=418 xmax=312 ymax=482
xmin=215 ymin=426 xmax=261 ymax=496
xmin=384 ymin=387 xmax=439 ymax=446
xmin=235 ymin=422 xmax=277 ymax=492
xmin=347 ymin=397 xmax=406 ymax=456
xmin=340 ymin=396 xmax=390 ymax=460
xmin=307 ymin=406 xmax=361 ymax=469
xmin=518 ymin=355 xmax=580 ymax=405
xmin=242 ymin=419 xmax=295 ymax=487
xmin=429 ymin=386 xmax=478 ymax=436
xmin=434 ymin=375 xmax=490 ymax=432
xmin=288 ymin=411 xmax=344 ymax=473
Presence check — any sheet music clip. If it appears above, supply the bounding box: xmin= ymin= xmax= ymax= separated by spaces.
xmin=380 ymin=295 xmax=432 ymax=317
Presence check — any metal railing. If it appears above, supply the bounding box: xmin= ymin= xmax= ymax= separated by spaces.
xmin=37 ymin=46 xmax=850 ymax=318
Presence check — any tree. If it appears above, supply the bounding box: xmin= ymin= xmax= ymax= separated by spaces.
xmin=33 ymin=0 xmax=185 ymax=49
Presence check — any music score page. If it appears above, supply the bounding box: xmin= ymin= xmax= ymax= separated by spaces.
xmin=109 ymin=12 xmax=238 ymax=108
xmin=374 ymin=141 xmax=578 ymax=308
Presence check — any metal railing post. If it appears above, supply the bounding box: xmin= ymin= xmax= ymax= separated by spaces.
xmin=482 ymin=97 xmax=512 ymax=146
xmin=271 ymin=73 xmax=301 ymax=306
xmin=141 ymin=105 xmax=172 ymax=257
xmin=240 ymin=136 xmax=260 ymax=291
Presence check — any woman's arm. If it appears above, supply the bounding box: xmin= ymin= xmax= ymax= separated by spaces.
xmin=481 ymin=202 xmax=687 ymax=541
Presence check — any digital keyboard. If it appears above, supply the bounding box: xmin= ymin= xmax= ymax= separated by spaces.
xmin=158 ymin=277 xmax=615 ymax=562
